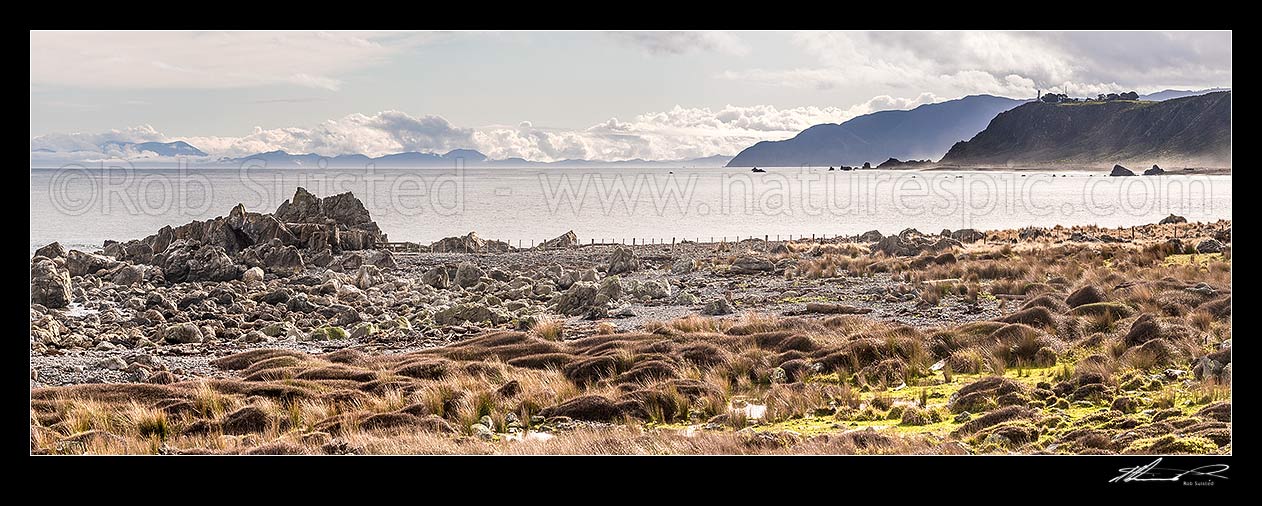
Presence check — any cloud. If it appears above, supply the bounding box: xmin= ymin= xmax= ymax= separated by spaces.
xmin=609 ymin=31 xmax=750 ymax=56
xmin=721 ymin=31 xmax=1231 ymax=98
xmin=30 ymin=94 xmax=960 ymax=162
xmin=29 ymin=31 xmax=438 ymax=90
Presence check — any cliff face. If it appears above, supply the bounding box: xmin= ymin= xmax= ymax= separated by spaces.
xmin=726 ymin=95 xmax=1023 ymax=167
xmin=939 ymin=91 xmax=1232 ymax=168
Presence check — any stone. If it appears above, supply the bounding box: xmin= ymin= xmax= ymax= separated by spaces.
xmin=951 ymin=229 xmax=985 ymax=242
xmin=155 ymin=241 xmax=240 ymax=283
xmin=111 ymin=265 xmax=145 ymax=286
xmin=241 ymin=267 xmax=265 ymax=284
xmin=554 ymin=281 xmax=600 ymax=316
xmin=470 ymin=423 xmax=495 ymax=440
xmin=540 ymin=230 xmax=579 ymax=249
xmin=454 ymin=262 xmax=485 ymax=288
xmin=729 ymin=255 xmax=775 ymax=274
xmin=66 ymin=250 xmax=120 ymax=277
xmin=1144 ymin=164 xmax=1165 ymax=176
xmin=607 ymin=247 xmax=639 ymax=275
xmin=1109 ymin=164 xmax=1135 ymax=176
xmin=1159 ymin=214 xmax=1187 ymax=225
xmin=419 ymin=266 xmax=449 ymax=289
xmin=858 ymin=230 xmax=883 ymax=242
xmin=433 ymin=302 xmax=510 ymax=326
xmin=34 ymin=242 xmax=65 ymax=259
xmin=702 ymin=298 xmax=734 ymax=316
xmin=1195 ymin=239 xmax=1223 ymax=254
xmin=671 ymin=259 xmax=697 ymax=274
xmin=163 ymin=322 xmax=204 ymax=344
xmin=31 ymin=259 xmax=72 ymax=308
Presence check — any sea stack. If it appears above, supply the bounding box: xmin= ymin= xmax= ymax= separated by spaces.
xmin=1110 ymin=164 xmax=1136 ymax=176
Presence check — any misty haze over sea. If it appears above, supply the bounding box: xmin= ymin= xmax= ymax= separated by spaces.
xmin=30 ymin=167 xmax=1231 ymax=254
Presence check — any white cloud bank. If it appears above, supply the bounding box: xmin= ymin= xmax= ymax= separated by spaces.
xmin=721 ymin=31 xmax=1231 ymax=98
xmin=30 ymin=94 xmax=948 ymax=162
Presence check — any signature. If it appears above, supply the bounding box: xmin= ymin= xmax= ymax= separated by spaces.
xmin=1111 ymin=458 xmax=1229 ymax=483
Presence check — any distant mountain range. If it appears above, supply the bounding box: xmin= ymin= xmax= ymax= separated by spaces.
xmin=725 ymin=95 xmax=1026 ymax=167
xmin=218 ymin=149 xmax=733 ymax=168
xmin=101 ymin=140 xmax=207 ymax=157
xmin=939 ymin=91 xmax=1231 ymax=168
xmin=1139 ymin=87 xmax=1231 ymax=102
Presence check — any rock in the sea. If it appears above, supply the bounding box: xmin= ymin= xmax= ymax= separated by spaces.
xmin=607 ymin=247 xmax=639 ymax=275
xmin=540 ymin=230 xmax=579 ymax=249
xmin=1109 ymin=164 xmax=1135 ymax=177
xmin=1159 ymin=214 xmax=1187 ymax=225
xmin=702 ymin=298 xmax=734 ymax=315
xmin=241 ymin=266 xmax=265 ymax=284
xmin=31 ymin=259 xmax=73 ymax=308
xmin=34 ymin=242 xmax=65 ymax=259
xmin=163 ymin=322 xmax=204 ymax=344
xmin=1144 ymin=164 xmax=1165 ymax=176
xmin=1195 ymin=239 xmax=1223 ymax=254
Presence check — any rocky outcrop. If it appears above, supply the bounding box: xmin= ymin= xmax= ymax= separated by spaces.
xmin=33 ymin=242 xmax=65 ymax=259
xmin=1196 ymin=239 xmax=1223 ymax=254
xmin=1110 ymin=164 xmax=1136 ymax=176
xmin=872 ymin=229 xmax=961 ymax=257
xmin=430 ymin=232 xmax=512 ymax=253
xmin=951 ymin=229 xmax=985 ymax=242
xmin=31 ymin=259 xmax=72 ymax=308
xmin=1144 ymin=165 xmax=1166 ymax=175
xmin=1159 ymin=214 xmax=1187 ymax=225
xmin=153 ymin=240 xmax=240 ymax=283
xmin=540 ymin=231 xmax=579 ymax=249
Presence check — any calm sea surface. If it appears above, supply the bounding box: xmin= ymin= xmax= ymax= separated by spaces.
xmin=29 ymin=167 xmax=1232 ymax=254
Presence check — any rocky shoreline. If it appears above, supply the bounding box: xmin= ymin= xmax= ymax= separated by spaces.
xmin=29 ymin=188 xmax=1232 ymax=455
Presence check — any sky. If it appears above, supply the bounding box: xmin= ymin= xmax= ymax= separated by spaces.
xmin=30 ymin=30 xmax=1232 ymax=162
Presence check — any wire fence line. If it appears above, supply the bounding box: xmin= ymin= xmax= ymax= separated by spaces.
xmin=387 ymin=233 xmax=883 ymax=254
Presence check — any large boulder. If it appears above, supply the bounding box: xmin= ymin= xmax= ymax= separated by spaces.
xmin=454 ymin=262 xmax=485 ymax=288
xmin=607 ymin=247 xmax=639 ymax=275
xmin=31 ymin=259 xmax=72 ymax=308
xmin=66 ymin=250 xmax=120 ymax=277
xmin=1196 ymin=239 xmax=1223 ymax=254
xmin=163 ymin=322 xmax=204 ymax=344
xmin=554 ymin=281 xmax=600 ymax=315
xmin=1109 ymin=164 xmax=1136 ymax=176
xmin=240 ymin=240 xmax=305 ymax=275
xmin=1144 ymin=165 xmax=1165 ymax=176
xmin=155 ymin=240 xmax=240 ymax=283
xmin=33 ymin=242 xmax=65 ymax=259
xmin=433 ymin=302 xmax=510 ymax=326
xmin=421 ymin=266 xmax=450 ymax=288
xmin=1159 ymin=214 xmax=1187 ymax=225
xmin=951 ymin=229 xmax=985 ymax=243
xmin=540 ymin=230 xmax=579 ymax=249
xmin=729 ymin=255 xmax=775 ymax=274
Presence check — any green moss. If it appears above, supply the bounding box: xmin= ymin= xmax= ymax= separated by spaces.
xmin=308 ymin=326 xmax=349 ymax=340
xmin=1125 ymin=435 xmax=1219 ymax=454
